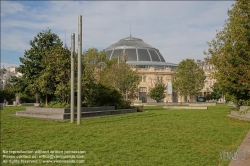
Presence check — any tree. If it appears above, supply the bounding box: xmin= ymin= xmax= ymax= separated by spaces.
xmin=80 ymin=49 xmax=132 ymax=108
xmin=99 ymin=54 xmax=140 ymax=100
xmin=35 ymin=44 xmax=71 ymax=104
xmin=0 ymin=83 xmax=15 ymax=103
xmin=12 ymin=28 xmax=63 ymax=104
xmin=210 ymin=82 xmax=223 ymax=100
xmin=204 ymin=0 xmax=250 ymax=105
xmin=173 ymin=59 xmax=205 ymax=101
xmin=148 ymin=79 xmax=167 ymax=102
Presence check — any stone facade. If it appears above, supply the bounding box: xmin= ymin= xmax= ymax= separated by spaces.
xmin=196 ymin=60 xmax=216 ymax=96
xmin=196 ymin=59 xmax=225 ymax=102
xmin=137 ymin=67 xmax=185 ymax=103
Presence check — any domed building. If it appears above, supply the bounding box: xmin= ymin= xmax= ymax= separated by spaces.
xmin=105 ymin=35 xmax=177 ymax=70
xmin=105 ymin=35 xmax=183 ymax=103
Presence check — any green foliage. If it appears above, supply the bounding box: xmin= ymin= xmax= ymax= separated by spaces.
xmin=173 ymin=59 xmax=206 ymax=101
xmin=204 ymin=0 xmax=250 ymax=105
xmin=19 ymin=93 xmax=36 ymax=103
xmin=8 ymin=31 xmax=139 ymax=108
xmin=47 ymin=101 xmax=70 ymax=108
xmin=37 ymin=45 xmax=71 ymax=103
xmin=0 ymin=83 xmax=15 ymax=103
xmin=10 ymin=29 xmax=72 ymax=105
xmin=205 ymin=82 xmax=223 ymax=101
xmin=81 ymin=49 xmax=139 ymax=108
xmin=210 ymin=82 xmax=223 ymax=100
xmin=0 ymin=90 xmax=15 ymax=103
xmin=134 ymin=105 xmax=144 ymax=112
xmin=99 ymin=54 xmax=140 ymax=100
xmin=82 ymin=82 xmax=129 ymax=109
xmin=237 ymin=100 xmax=250 ymax=107
xmin=148 ymin=80 xmax=167 ymax=102
xmin=16 ymin=28 xmax=62 ymax=95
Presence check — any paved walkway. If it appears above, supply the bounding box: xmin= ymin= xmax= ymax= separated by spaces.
xmin=228 ymin=130 xmax=250 ymax=166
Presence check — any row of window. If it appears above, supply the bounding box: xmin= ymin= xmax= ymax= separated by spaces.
xmin=136 ymin=65 xmax=177 ymax=70
xmin=141 ymin=76 xmax=165 ymax=82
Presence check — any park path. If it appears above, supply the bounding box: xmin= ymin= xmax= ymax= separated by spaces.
xmin=228 ymin=130 xmax=250 ymax=166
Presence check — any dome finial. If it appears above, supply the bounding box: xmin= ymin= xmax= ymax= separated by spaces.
xmin=130 ymin=25 xmax=131 ymax=37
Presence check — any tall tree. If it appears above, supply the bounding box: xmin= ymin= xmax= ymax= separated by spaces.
xmin=35 ymin=45 xmax=71 ymax=104
xmin=204 ymin=0 xmax=250 ymax=105
xmin=14 ymin=28 xmax=62 ymax=98
xmin=173 ymin=59 xmax=205 ymax=101
xmin=148 ymin=79 xmax=167 ymax=102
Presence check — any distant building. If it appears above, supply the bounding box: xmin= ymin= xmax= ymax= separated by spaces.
xmin=196 ymin=60 xmax=216 ymax=96
xmin=0 ymin=66 xmax=22 ymax=90
xmin=196 ymin=59 xmax=225 ymax=102
xmin=105 ymin=35 xmax=184 ymax=102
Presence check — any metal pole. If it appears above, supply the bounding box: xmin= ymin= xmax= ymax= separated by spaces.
xmin=70 ymin=33 xmax=75 ymax=123
xmin=77 ymin=15 xmax=82 ymax=125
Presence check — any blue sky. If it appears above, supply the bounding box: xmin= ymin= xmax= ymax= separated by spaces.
xmin=1 ymin=1 xmax=235 ymax=69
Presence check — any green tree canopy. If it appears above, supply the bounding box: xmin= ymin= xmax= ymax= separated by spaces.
xmin=173 ymin=59 xmax=205 ymax=101
xmin=10 ymin=29 xmax=69 ymax=105
xmin=36 ymin=44 xmax=71 ymax=104
xmin=12 ymin=28 xmax=62 ymax=96
xmin=148 ymin=80 xmax=167 ymax=102
xmin=204 ymin=0 xmax=250 ymax=105
xmin=99 ymin=54 xmax=140 ymax=100
xmin=0 ymin=83 xmax=15 ymax=103
xmin=210 ymin=82 xmax=223 ymax=100
xmin=80 ymin=49 xmax=134 ymax=108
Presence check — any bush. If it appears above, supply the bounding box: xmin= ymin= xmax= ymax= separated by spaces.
xmin=134 ymin=106 xmax=144 ymax=112
xmin=115 ymin=100 xmax=131 ymax=109
xmin=47 ymin=101 xmax=70 ymax=108
xmin=19 ymin=93 xmax=36 ymax=103
xmin=238 ymin=100 xmax=250 ymax=106
xmin=0 ymin=90 xmax=15 ymax=103
xmin=83 ymin=83 xmax=131 ymax=109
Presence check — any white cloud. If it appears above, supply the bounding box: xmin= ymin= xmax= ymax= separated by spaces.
xmin=1 ymin=1 xmax=235 ymax=65
xmin=1 ymin=1 xmax=24 ymax=17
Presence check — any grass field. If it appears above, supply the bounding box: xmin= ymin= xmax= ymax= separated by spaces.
xmin=0 ymin=105 xmax=249 ymax=166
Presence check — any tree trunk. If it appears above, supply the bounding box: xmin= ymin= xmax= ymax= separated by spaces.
xmin=45 ymin=94 xmax=48 ymax=107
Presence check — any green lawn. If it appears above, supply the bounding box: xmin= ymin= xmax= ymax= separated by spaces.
xmin=1 ymin=105 xmax=249 ymax=166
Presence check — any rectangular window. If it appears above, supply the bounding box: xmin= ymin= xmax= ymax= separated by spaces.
xmin=157 ymin=76 xmax=163 ymax=81
xmin=142 ymin=76 xmax=146 ymax=82
xmin=139 ymin=87 xmax=147 ymax=92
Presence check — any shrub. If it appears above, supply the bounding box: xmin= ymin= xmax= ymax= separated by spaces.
xmin=47 ymin=101 xmax=70 ymax=108
xmin=83 ymin=83 xmax=131 ymax=109
xmin=134 ymin=106 xmax=144 ymax=112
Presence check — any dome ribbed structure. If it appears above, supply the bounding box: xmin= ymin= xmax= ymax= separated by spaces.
xmin=105 ymin=35 xmax=177 ymax=69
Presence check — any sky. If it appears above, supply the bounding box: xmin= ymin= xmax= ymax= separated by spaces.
xmin=1 ymin=1 xmax=235 ymax=69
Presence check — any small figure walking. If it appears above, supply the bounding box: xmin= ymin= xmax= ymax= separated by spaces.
xmin=3 ymin=99 xmax=7 ymax=106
